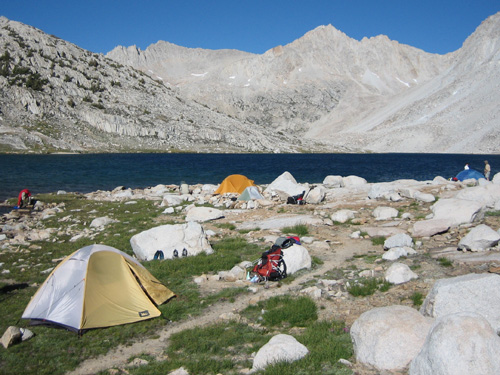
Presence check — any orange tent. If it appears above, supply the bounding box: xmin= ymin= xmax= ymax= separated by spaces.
xmin=214 ymin=174 xmax=256 ymax=195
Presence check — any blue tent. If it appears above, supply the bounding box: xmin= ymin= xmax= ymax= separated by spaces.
xmin=455 ymin=169 xmax=485 ymax=181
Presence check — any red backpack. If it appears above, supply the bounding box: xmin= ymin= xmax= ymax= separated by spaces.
xmin=252 ymin=244 xmax=287 ymax=281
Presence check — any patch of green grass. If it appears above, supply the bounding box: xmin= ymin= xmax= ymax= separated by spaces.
xmin=352 ymin=252 xmax=379 ymax=264
xmin=242 ymin=295 xmax=318 ymax=327
xmin=486 ymin=210 xmax=500 ymax=217
xmin=148 ymin=237 xmax=263 ymax=321
xmin=371 ymin=236 xmax=386 ymax=246
xmin=238 ymin=227 xmax=260 ymax=234
xmin=282 ymin=224 xmax=309 ymax=236
xmin=323 ymin=268 xmax=345 ymax=280
xmin=347 ymin=277 xmax=391 ymax=297
xmin=128 ymin=319 xmax=353 ymax=375
xmin=127 ymin=322 xmax=269 ymax=374
xmin=438 ymin=257 xmax=453 ymax=267
xmin=410 ymin=292 xmax=424 ymax=307
xmin=409 ymin=201 xmax=420 ymax=210
xmin=379 ymin=280 xmax=391 ymax=292
xmin=262 ymin=320 xmax=353 ymax=375
xmin=311 ymin=255 xmax=324 ymax=265
xmin=214 ymin=222 xmax=236 ymax=230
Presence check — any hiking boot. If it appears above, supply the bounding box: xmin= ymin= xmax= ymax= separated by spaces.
xmin=173 ymin=249 xmax=178 ymax=258
xmin=182 ymin=248 xmax=188 ymax=257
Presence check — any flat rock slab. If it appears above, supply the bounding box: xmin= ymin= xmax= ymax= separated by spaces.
xmin=429 ymin=247 xmax=500 ymax=265
xmin=237 ymin=215 xmax=323 ymax=230
xmin=360 ymin=226 xmax=406 ymax=237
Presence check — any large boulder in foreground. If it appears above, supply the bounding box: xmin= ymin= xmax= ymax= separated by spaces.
xmin=410 ymin=312 xmax=500 ymax=375
xmin=351 ymin=305 xmax=433 ymax=371
xmin=130 ymin=221 xmax=213 ymax=260
xmin=252 ymin=334 xmax=309 ymax=372
xmin=420 ymin=273 xmax=500 ymax=333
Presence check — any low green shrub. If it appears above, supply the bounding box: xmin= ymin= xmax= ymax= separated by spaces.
xmin=282 ymin=224 xmax=309 ymax=236
xmin=438 ymin=257 xmax=453 ymax=267
xmin=347 ymin=277 xmax=391 ymax=297
xmin=371 ymin=236 xmax=386 ymax=246
xmin=214 ymin=222 xmax=236 ymax=230
xmin=410 ymin=292 xmax=424 ymax=307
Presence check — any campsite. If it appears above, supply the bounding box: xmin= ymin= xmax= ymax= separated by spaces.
xmin=1 ymin=172 xmax=500 ymax=374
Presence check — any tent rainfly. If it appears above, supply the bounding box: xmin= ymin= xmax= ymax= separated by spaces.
xmin=22 ymin=244 xmax=175 ymax=333
xmin=455 ymin=169 xmax=485 ymax=181
xmin=214 ymin=174 xmax=256 ymax=195
xmin=237 ymin=186 xmax=264 ymax=201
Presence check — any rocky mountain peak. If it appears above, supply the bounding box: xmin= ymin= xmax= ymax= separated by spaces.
xmin=0 ymin=17 xmax=309 ymax=153
xmin=0 ymin=13 xmax=498 ymax=154
xmin=457 ymin=12 xmax=500 ymax=66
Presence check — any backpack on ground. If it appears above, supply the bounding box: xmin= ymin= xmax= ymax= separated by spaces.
xmin=251 ymin=244 xmax=287 ymax=282
xmin=287 ymin=191 xmax=305 ymax=205
xmin=274 ymin=236 xmax=301 ymax=249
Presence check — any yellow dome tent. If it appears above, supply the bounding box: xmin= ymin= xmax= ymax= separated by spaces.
xmin=214 ymin=174 xmax=256 ymax=195
xmin=22 ymin=244 xmax=175 ymax=334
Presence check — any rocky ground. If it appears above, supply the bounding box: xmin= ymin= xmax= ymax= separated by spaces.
xmin=2 ymin=176 xmax=500 ymax=374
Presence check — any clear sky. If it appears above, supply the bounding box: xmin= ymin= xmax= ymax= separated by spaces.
xmin=1 ymin=1 xmax=498 ymax=55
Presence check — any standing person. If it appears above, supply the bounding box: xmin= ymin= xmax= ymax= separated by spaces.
xmin=17 ymin=189 xmax=32 ymax=208
xmin=464 ymin=163 xmax=470 ymax=170
xmin=484 ymin=160 xmax=491 ymax=181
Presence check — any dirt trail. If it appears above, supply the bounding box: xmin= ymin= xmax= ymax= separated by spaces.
xmin=69 ymin=233 xmax=357 ymax=374
xmin=69 ymin=260 xmax=343 ymax=375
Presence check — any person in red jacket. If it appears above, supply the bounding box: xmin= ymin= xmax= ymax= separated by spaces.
xmin=17 ymin=189 xmax=33 ymax=208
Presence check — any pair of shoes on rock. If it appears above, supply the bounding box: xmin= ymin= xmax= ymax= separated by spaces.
xmin=173 ymin=248 xmax=188 ymax=258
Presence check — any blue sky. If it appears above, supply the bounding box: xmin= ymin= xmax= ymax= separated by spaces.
xmin=1 ymin=1 xmax=498 ymax=55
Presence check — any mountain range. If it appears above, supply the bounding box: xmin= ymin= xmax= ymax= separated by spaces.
xmin=0 ymin=13 xmax=499 ymax=154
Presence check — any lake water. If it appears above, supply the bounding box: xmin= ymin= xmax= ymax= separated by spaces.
xmin=1 ymin=153 xmax=498 ymax=202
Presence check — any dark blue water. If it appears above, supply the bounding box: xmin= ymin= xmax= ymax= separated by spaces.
xmin=0 ymin=153 xmax=498 ymax=202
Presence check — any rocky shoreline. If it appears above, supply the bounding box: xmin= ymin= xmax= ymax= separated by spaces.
xmin=2 ymin=171 xmax=500 ymax=374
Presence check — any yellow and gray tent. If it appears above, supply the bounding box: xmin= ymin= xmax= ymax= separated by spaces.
xmin=22 ymin=244 xmax=175 ymax=333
